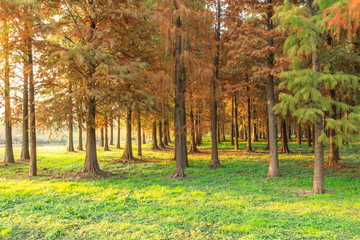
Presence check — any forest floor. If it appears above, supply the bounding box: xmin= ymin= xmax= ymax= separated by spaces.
xmin=0 ymin=140 xmax=359 ymax=239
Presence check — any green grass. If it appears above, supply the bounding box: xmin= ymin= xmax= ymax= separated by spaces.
xmin=0 ymin=140 xmax=359 ymax=239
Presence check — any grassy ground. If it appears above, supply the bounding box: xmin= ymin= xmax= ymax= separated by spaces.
xmin=0 ymin=140 xmax=359 ymax=239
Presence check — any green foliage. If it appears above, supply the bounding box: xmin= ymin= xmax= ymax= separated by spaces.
xmin=0 ymin=143 xmax=359 ymax=239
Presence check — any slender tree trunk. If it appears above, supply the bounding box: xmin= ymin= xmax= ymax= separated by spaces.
xmin=234 ymin=94 xmax=239 ymax=150
xmin=246 ymin=94 xmax=252 ymax=152
xmin=77 ymin=110 xmax=83 ymax=151
xmin=28 ymin=35 xmax=36 ymax=176
xmin=3 ymin=18 xmax=14 ymax=163
xmin=308 ymin=0 xmax=325 ymax=194
xmin=99 ymin=128 xmax=104 ymax=147
xmin=209 ymin=0 xmax=222 ymax=168
xmin=116 ymin=116 xmax=121 ymax=149
xmin=311 ymin=124 xmax=315 ymax=153
xmin=158 ymin=121 xmax=165 ymax=148
xmin=82 ymin=96 xmax=101 ymax=173
xmin=297 ymin=125 xmax=302 ymax=145
xmin=110 ymin=119 xmax=114 ymax=145
xmin=137 ymin=112 xmax=142 ymax=157
xmin=151 ymin=121 xmax=159 ymax=149
xmin=231 ymin=96 xmax=235 ymax=145
xmin=307 ymin=126 xmax=312 ymax=147
xmin=164 ymin=120 xmax=169 ymax=146
xmin=104 ymin=116 xmax=109 ymax=151
xmin=67 ymin=82 xmax=75 ymax=152
xmin=279 ymin=120 xmax=290 ymax=153
xmin=21 ymin=57 xmax=30 ymax=160
xmin=252 ymin=123 xmax=259 ymax=142
xmin=142 ymin=132 xmax=146 ymax=144
xmin=288 ymin=123 xmax=292 ymax=140
xmin=189 ymin=108 xmax=199 ymax=153
xmin=166 ymin=120 xmax=171 ymax=144
xmin=266 ymin=2 xmax=280 ymax=177
xmin=265 ymin=118 xmax=270 ymax=150
xmin=327 ymin=89 xmax=340 ymax=167
xmin=121 ymin=109 xmax=134 ymax=160
xmin=172 ymin=8 xmax=186 ymax=177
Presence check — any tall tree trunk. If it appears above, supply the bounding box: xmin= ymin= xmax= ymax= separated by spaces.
xmin=110 ymin=119 xmax=114 ymax=145
xmin=28 ymin=34 xmax=36 ymax=176
xmin=77 ymin=110 xmax=83 ymax=151
xmin=297 ymin=125 xmax=302 ymax=145
xmin=327 ymin=89 xmax=340 ymax=167
xmin=67 ymin=81 xmax=74 ymax=152
xmin=21 ymin=57 xmax=30 ymax=160
xmin=116 ymin=116 xmax=121 ymax=149
xmin=288 ymin=123 xmax=292 ymax=140
xmin=231 ymin=96 xmax=235 ymax=145
xmin=99 ymin=128 xmax=104 ymax=147
xmin=196 ymin=112 xmax=202 ymax=146
xmin=311 ymin=124 xmax=315 ymax=153
xmin=4 ymin=18 xmax=14 ymax=163
xmin=308 ymin=0 xmax=325 ymax=194
xmin=252 ymin=123 xmax=259 ymax=142
xmin=137 ymin=112 xmax=142 ymax=157
xmin=234 ymin=94 xmax=239 ymax=150
xmin=121 ymin=109 xmax=134 ymax=160
xmin=307 ymin=126 xmax=312 ymax=147
xmin=265 ymin=118 xmax=270 ymax=150
xmin=279 ymin=120 xmax=290 ymax=153
xmin=82 ymin=95 xmax=101 ymax=173
xmin=189 ymin=108 xmax=199 ymax=153
xmin=246 ymin=94 xmax=252 ymax=152
xmin=158 ymin=121 xmax=165 ymax=148
xmin=151 ymin=121 xmax=159 ymax=149
xmin=266 ymin=1 xmax=280 ymax=177
xmin=104 ymin=116 xmax=109 ymax=151
xmin=209 ymin=0 xmax=222 ymax=168
xmin=166 ymin=120 xmax=171 ymax=144
xmin=172 ymin=8 xmax=186 ymax=177
xmin=164 ymin=120 xmax=169 ymax=146
xmin=142 ymin=132 xmax=146 ymax=144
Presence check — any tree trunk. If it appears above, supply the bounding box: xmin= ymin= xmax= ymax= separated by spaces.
xmin=326 ymin=89 xmax=340 ymax=167
xmin=67 ymin=82 xmax=75 ymax=152
xmin=172 ymin=9 xmax=186 ymax=177
xmin=158 ymin=121 xmax=165 ymax=148
xmin=288 ymin=123 xmax=292 ymax=140
xmin=308 ymin=0 xmax=325 ymax=194
xmin=110 ymin=119 xmax=114 ymax=145
xmin=246 ymin=94 xmax=252 ymax=152
xmin=116 ymin=116 xmax=121 ymax=149
xmin=21 ymin=56 xmax=30 ymax=160
xmin=99 ymin=128 xmax=104 ymax=147
xmin=297 ymin=125 xmax=302 ymax=145
xmin=4 ymin=18 xmax=14 ymax=163
xmin=28 ymin=35 xmax=36 ymax=176
xmin=307 ymin=126 xmax=312 ymax=147
xmin=77 ymin=111 xmax=83 ymax=151
xmin=209 ymin=0 xmax=222 ymax=168
xmin=234 ymin=94 xmax=239 ymax=150
xmin=137 ymin=112 xmax=142 ymax=157
xmin=151 ymin=121 xmax=159 ymax=149
xmin=164 ymin=120 xmax=169 ymax=146
xmin=104 ymin=116 xmax=109 ymax=151
xmin=279 ymin=120 xmax=290 ymax=153
xmin=265 ymin=119 xmax=270 ymax=150
xmin=82 ymin=96 xmax=101 ymax=173
xmin=142 ymin=132 xmax=146 ymax=144
xmin=231 ymin=95 xmax=235 ymax=145
xmin=189 ymin=108 xmax=199 ymax=153
xmin=311 ymin=124 xmax=315 ymax=153
xmin=252 ymin=123 xmax=259 ymax=142
xmin=266 ymin=3 xmax=280 ymax=177
xmin=121 ymin=109 xmax=134 ymax=160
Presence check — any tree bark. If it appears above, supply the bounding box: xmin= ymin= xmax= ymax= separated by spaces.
xmin=297 ymin=125 xmax=302 ymax=145
xmin=327 ymin=89 xmax=340 ymax=167
xmin=116 ymin=116 xmax=121 ymax=149
xmin=110 ymin=119 xmax=114 ymax=145
xmin=21 ymin=56 xmax=30 ymax=160
xmin=288 ymin=123 xmax=292 ymax=140
xmin=189 ymin=108 xmax=199 ymax=153
xmin=142 ymin=132 xmax=146 ymax=144
xmin=82 ymin=96 xmax=101 ymax=173
xmin=307 ymin=126 xmax=312 ymax=147
xmin=231 ymin=95 xmax=235 ymax=145
xmin=246 ymin=93 xmax=252 ymax=152
xmin=77 ymin=110 xmax=83 ymax=151
xmin=265 ymin=118 xmax=270 ymax=150
xmin=252 ymin=123 xmax=259 ymax=142
xmin=28 ymin=34 xmax=36 ymax=176
xmin=164 ymin=120 xmax=169 ymax=146
xmin=172 ymin=7 xmax=187 ymax=177
xmin=158 ymin=121 xmax=165 ymax=148
xmin=266 ymin=1 xmax=280 ymax=177
xmin=137 ymin=112 xmax=142 ymax=157
xmin=279 ymin=119 xmax=290 ymax=153
xmin=67 ymin=82 xmax=75 ymax=152
xmin=104 ymin=116 xmax=109 ymax=151
xmin=308 ymin=0 xmax=325 ymax=194
xmin=234 ymin=94 xmax=239 ymax=150
xmin=151 ymin=121 xmax=159 ymax=149
xmin=99 ymin=128 xmax=104 ymax=147
xmin=4 ymin=18 xmax=14 ymax=163
xmin=121 ymin=109 xmax=134 ymax=160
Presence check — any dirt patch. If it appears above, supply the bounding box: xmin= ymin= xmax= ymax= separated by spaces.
xmin=308 ymin=163 xmax=356 ymax=170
